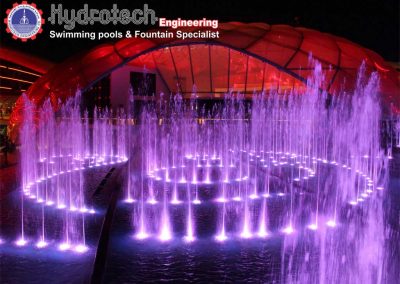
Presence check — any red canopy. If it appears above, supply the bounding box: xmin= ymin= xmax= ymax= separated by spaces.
xmin=8 ymin=22 xmax=400 ymax=140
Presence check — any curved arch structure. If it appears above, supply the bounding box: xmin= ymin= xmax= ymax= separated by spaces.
xmin=8 ymin=22 xmax=400 ymax=140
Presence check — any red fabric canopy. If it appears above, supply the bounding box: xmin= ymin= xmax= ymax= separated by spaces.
xmin=8 ymin=22 xmax=400 ymax=140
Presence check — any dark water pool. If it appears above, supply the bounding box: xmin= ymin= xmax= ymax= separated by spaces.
xmin=103 ymin=202 xmax=285 ymax=283
xmin=1 ymin=164 xmax=399 ymax=283
xmin=103 ymin=171 xmax=400 ymax=283
xmin=0 ymin=166 xmax=115 ymax=284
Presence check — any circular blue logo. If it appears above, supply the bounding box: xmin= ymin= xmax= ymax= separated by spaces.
xmin=5 ymin=3 xmax=43 ymax=41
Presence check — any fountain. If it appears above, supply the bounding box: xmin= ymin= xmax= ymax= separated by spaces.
xmin=18 ymin=93 xmax=128 ymax=252
xmin=123 ymin=61 xmax=392 ymax=282
xmin=14 ymin=57 xmax=397 ymax=282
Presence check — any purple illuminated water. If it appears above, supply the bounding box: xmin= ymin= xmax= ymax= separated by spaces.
xmin=124 ymin=62 xmax=394 ymax=282
xmin=14 ymin=60 xmax=399 ymax=282
xmin=19 ymin=93 xmax=128 ymax=252
xmin=396 ymin=119 xmax=400 ymax=148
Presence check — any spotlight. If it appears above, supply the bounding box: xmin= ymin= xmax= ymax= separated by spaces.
xmin=215 ymin=233 xmax=228 ymax=242
xmin=184 ymin=235 xmax=195 ymax=242
xmin=135 ymin=231 xmax=149 ymax=240
xmin=307 ymin=224 xmax=318 ymax=231
xmin=57 ymin=204 xmax=66 ymax=209
xmin=36 ymin=240 xmax=48 ymax=249
xmin=216 ymin=197 xmax=228 ymax=203
xmin=15 ymin=238 xmax=27 ymax=247
xmin=249 ymin=194 xmax=259 ymax=200
xmin=58 ymin=242 xmax=71 ymax=251
xmin=326 ymin=220 xmax=337 ymax=227
xmin=257 ymin=230 xmax=269 ymax=238
xmin=80 ymin=207 xmax=88 ymax=213
xmin=124 ymin=198 xmax=135 ymax=203
xmin=74 ymin=244 xmax=89 ymax=253
xmin=282 ymin=226 xmax=294 ymax=235
xmin=147 ymin=198 xmax=158 ymax=205
xmin=170 ymin=199 xmax=182 ymax=205
xmin=159 ymin=231 xmax=172 ymax=242
xmin=240 ymin=231 xmax=252 ymax=239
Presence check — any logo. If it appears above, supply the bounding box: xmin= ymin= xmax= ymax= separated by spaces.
xmin=4 ymin=2 xmax=44 ymax=41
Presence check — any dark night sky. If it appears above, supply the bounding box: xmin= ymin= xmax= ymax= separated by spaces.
xmin=0 ymin=0 xmax=399 ymax=63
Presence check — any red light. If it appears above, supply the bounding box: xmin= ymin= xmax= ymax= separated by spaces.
xmin=374 ymin=62 xmax=390 ymax=72
xmin=0 ymin=75 xmax=35 ymax=84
